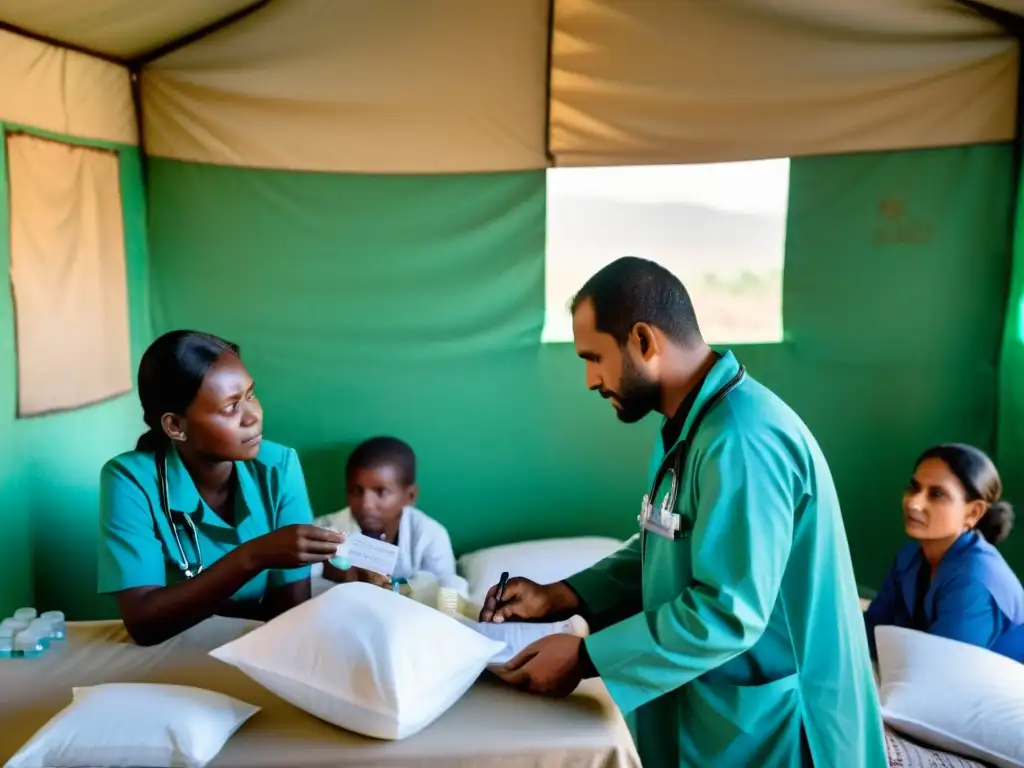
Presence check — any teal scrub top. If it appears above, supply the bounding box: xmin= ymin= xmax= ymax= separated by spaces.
xmin=97 ymin=439 xmax=315 ymax=602
xmin=567 ymin=351 xmax=888 ymax=768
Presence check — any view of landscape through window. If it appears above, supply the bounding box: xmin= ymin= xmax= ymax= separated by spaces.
xmin=542 ymin=159 xmax=790 ymax=345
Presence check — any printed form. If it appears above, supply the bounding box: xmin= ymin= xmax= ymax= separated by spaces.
xmin=332 ymin=533 xmax=400 ymax=577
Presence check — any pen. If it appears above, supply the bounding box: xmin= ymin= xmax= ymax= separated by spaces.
xmin=495 ymin=571 xmax=510 ymax=605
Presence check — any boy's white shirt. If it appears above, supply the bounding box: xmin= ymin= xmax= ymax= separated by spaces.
xmin=314 ymin=505 xmax=457 ymax=582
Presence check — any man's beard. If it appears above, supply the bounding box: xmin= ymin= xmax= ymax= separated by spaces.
xmin=605 ymin=355 xmax=660 ymax=424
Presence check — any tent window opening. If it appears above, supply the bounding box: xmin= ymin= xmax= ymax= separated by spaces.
xmin=6 ymin=132 xmax=132 ymax=417
xmin=542 ymin=159 xmax=790 ymax=345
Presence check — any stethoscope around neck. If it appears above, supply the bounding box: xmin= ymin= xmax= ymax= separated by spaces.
xmin=156 ymin=445 xmax=204 ymax=579
xmin=638 ymin=365 xmax=747 ymax=541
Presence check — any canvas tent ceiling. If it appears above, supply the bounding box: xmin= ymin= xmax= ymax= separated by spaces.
xmin=0 ymin=0 xmax=1020 ymax=165
xmin=0 ymin=0 xmax=262 ymax=60
xmin=0 ymin=0 xmax=1021 ymax=62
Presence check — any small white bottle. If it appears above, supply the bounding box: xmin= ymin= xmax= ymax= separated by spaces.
xmin=28 ymin=619 xmax=53 ymax=648
xmin=40 ymin=611 xmax=66 ymax=641
xmin=0 ymin=628 xmax=13 ymax=659
xmin=0 ymin=618 xmax=29 ymax=634
xmin=13 ymin=629 xmax=45 ymax=659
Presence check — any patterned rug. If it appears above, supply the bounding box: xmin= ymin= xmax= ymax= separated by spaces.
xmin=886 ymin=726 xmax=989 ymax=768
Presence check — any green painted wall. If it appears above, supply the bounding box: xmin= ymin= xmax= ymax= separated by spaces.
xmin=0 ymin=125 xmax=152 ymax=619
xmin=145 ymin=141 xmax=1018 ymax=602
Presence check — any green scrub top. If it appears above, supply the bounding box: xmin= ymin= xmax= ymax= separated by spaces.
xmin=97 ymin=439 xmax=315 ymax=602
xmin=568 ymin=351 xmax=888 ymax=767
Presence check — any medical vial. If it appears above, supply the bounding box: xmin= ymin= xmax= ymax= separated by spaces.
xmin=28 ymin=619 xmax=53 ymax=648
xmin=13 ymin=630 xmax=45 ymax=659
xmin=0 ymin=628 xmax=13 ymax=659
xmin=40 ymin=611 xmax=66 ymax=641
xmin=0 ymin=618 xmax=29 ymax=635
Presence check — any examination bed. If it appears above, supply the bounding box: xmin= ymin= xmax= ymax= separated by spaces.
xmin=0 ymin=618 xmax=986 ymax=767
xmin=0 ymin=618 xmax=640 ymax=767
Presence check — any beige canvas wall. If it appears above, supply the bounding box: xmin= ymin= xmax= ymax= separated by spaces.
xmin=549 ymin=0 xmax=1018 ymax=166
xmin=142 ymin=0 xmax=551 ymax=174
xmin=6 ymin=133 xmax=133 ymax=416
xmin=0 ymin=29 xmax=136 ymax=145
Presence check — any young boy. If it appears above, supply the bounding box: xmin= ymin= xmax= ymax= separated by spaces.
xmin=314 ymin=436 xmax=459 ymax=591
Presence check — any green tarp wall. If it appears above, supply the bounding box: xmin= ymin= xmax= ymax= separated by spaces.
xmin=134 ymin=140 xmax=1018 ymax=619
xmin=0 ymin=123 xmax=151 ymax=619
xmin=0 ymin=138 xmax=1017 ymax=618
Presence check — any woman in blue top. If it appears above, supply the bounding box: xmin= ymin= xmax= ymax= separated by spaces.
xmin=865 ymin=443 xmax=1024 ymax=663
xmin=97 ymin=330 xmax=343 ymax=646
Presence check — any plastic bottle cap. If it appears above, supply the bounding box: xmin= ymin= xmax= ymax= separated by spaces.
xmin=0 ymin=619 xmax=29 ymax=633
xmin=13 ymin=608 xmax=37 ymax=621
xmin=40 ymin=611 xmax=65 ymax=622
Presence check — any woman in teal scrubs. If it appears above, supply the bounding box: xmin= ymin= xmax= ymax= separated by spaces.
xmin=97 ymin=330 xmax=343 ymax=646
xmin=864 ymin=443 xmax=1024 ymax=662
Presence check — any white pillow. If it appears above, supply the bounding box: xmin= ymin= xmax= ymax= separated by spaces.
xmin=458 ymin=536 xmax=625 ymax=604
xmin=875 ymin=626 xmax=1024 ymax=768
xmin=5 ymin=683 xmax=259 ymax=768
xmin=209 ymin=582 xmax=505 ymax=740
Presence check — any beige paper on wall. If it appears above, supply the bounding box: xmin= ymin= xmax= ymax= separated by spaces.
xmin=7 ymin=133 xmax=132 ymax=417
xmin=550 ymin=0 xmax=1019 ymax=166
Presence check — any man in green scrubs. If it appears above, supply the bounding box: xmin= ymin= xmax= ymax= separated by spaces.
xmin=484 ymin=258 xmax=887 ymax=766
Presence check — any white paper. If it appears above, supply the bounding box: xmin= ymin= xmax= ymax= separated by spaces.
xmin=455 ymin=618 xmax=580 ymax=666
xmin=333 ymin=533 xmax=400 ymax=577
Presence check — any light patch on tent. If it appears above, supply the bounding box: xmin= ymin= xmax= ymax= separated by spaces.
xmin=542 ymin=159 xmax=789 ymax=346
xmin=6 ymin=133 xmax=133 ymax=417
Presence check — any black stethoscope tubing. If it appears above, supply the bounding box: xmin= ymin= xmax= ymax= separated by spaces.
xmin=641 ymin=365 xmax=747 ymax=542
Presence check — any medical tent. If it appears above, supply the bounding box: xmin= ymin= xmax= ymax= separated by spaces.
xmin=0 ymin=0 xmax=1023 ymax=619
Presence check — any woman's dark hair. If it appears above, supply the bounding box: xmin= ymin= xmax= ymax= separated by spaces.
xmin=135 ymin=330 xmax=240 ymax=452
xmin=915 ymin=443 xmax=1014 ymax=546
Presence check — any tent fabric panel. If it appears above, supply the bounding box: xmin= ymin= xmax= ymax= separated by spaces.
xmin=997 ymin=154 xmax=1024 ymax=568
xmin=141 ymin=0 xmax=550 ymax=173
xmin=782 ymin=142 xmax=1016 ymax=584
xmin=784 ymin=144 xmax=1013 ymax=367
xmin=0 ymin=133 xmax=152 ymax=621
xmin=0 ymin=0 xmax=258 ymax=60
xmin=549 ymin=0 xmax=1018 ymax=166
xmin=6 ymin=133 xmax=133 ymax=416
xmin=0 ymin=29 xmax=136 ymax=145
xmin=144 ymin=161 xmax=573 ymax=556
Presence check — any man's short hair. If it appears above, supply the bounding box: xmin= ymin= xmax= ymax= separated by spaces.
xmin=570 ymin=256 xmax=702 ymax=347
xmin=346 ymin=436 xmax=416 ymax=486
